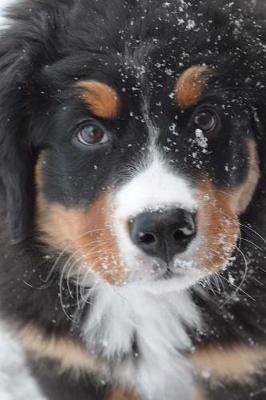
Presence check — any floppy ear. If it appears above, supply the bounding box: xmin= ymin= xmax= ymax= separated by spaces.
xmin=0 ymin=1 xmax=70 ymax=243
xmin=0 ymin=122 xmax=35 ymax=244
xmin=0 ymin=37 xmax=36 ymax=243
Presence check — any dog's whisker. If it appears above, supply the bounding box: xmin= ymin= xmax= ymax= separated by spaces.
xmin=219 ymin=246 xmax=255 ymax=307
xmin=57 ymin=237 xmax=117 ymax=317
xmin=40 ymin=228 xmax=109 ymax=285
xmin=240 ymin=223 xmax=266 ymax=246
xmin=59 ymin=258 xmax=76 ymax=321
xmin=239 ymin=237 xmax=263 ymax=251
xmin=59 ymin=244 xmax=109 ymax=318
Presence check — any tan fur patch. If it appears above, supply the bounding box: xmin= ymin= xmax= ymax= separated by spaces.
xmin=78 ymin=80 xmax=120 ymax=119
xmin=196 ymin=180 xmax=240 ymax=272
xmin=231 ymin=140 xmax=260 ymax=214
xmin=196 ymin=140 xmax=259 ymax=272
xmin=35 ymin=161 xmax=126 ymax=285
xmin=196 ymin=387 xmax=206 ymax=400
xmin=192 ymin=345 xmax=266 ymax=383
xmin=175 ymin=66 xmax=209 ymax=109
xmin=17 ymin=324 xmax=105 ymax=375
xmin=108 ymin=390 xmax=138 ymax=400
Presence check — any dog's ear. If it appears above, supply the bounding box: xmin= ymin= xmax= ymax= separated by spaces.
xmin=0 ymin=36 xmax=36 ymax=243
xmin=0 ymin=1 xmax=70 ymax=243
xmin=0 ymin=121 xmax=35 ymax=244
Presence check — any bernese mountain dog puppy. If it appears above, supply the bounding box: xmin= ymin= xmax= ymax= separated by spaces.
xmin=0 ymin=0 xmax=266 ymax=399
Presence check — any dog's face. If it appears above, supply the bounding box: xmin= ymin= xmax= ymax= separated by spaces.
xmin=35 ymin=67 xmax=260 ymax=291
xmin=0 ymin=0 xmax=264 ymax=293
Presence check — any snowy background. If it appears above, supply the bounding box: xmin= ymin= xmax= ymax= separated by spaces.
xmin=0 ymin=3 xmax=46 ymax=400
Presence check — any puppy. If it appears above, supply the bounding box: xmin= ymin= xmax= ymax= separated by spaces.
xmin=0 ymin=1 xmax=265 ymax=399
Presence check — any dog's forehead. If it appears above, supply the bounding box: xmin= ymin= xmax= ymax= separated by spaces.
xmin=77 ymin=63 xmax=210 ymax=122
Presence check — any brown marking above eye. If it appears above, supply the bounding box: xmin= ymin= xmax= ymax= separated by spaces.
xmin=175 ymin=66 xmax=210 ymax=109
xmin=78 ymin=80 xmax=121 ymax=119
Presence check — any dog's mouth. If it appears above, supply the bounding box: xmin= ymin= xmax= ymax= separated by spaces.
xmin=125 ymin=254 xmax=207 ymax=292
xmin=127 ymin=262 xmax=206 ymax=295
xmin=149 ymin=257 xmax=198 ymax=280
xmin=161 ymin=269 xmax=176 ymax=280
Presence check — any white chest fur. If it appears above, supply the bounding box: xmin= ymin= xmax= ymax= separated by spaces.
xmin=82 ymin=283 xmax=201 ymax=400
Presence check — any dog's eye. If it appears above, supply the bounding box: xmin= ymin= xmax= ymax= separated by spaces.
xmin=193 ymin=108 xmax=219 ymax=133
xmin=76 ymin=123 xmax=109 ymax=146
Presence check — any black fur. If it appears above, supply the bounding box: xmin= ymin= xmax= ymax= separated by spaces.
xmin=0 ymin=1 xmax=266 ymax=399
xmin=28 ymin=358 xmax=107 ymax=400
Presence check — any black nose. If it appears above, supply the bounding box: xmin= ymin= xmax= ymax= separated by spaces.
xmin=129 ymin=209 xmax=197 ymax=263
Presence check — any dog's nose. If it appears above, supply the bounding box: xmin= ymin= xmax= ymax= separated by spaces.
xmin=129 ymin=209 xmax=197 ymax=263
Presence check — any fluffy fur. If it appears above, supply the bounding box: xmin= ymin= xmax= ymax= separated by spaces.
xmin=0 ymin=1 xmax=266 ymax=400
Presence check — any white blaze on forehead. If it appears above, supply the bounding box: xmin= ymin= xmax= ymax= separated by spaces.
xmin=114 ymin=152 xmax=197 ymax=220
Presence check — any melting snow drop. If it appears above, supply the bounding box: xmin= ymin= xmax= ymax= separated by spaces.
xmin=169 ymin=123 xmax=179 ymax=136
xmin=195 ymin=128 xmax=208 ymax=149
xmin=186 ymin=19 xmax=196 ymax=30
xmin=228 ymin=274 xmax=235 ymax=285
xmin=165 ymin=68 xmax=174 ymax=76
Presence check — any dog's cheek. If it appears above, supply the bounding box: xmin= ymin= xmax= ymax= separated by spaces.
xmin=195 ymin=141 xmax=260 ymax=273
xmin=230 ymin=140 xmax=260 ymax=215
xmin=196 ymin=180 xmax=240 ymax=272
xmin=35 ymin=168 xmax=127 ymax=285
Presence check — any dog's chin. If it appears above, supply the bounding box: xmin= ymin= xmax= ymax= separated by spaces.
xmin=80 ymin=258 xmax=206 ymax=295
xmin=125 ymin=260 xmax=206 ymax=295
xmin=141 ymin=272 xmax=205 ymax=295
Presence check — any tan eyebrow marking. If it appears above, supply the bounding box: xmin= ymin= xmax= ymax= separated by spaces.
xmin=78 ymin=80 xmax=120 ymax=119
xmin=175 ymin=66 xmax=209 ymax=109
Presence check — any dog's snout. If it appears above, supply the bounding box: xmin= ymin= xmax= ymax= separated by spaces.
xmin=129 ymin=209 xmax=197 ymax=263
